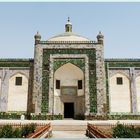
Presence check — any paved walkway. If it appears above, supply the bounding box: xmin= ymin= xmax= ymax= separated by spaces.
xmin=51 ymin=131 xmax=88 ymax=138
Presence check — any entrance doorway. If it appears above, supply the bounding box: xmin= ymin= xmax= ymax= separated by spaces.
xmin=64 ymin=103 xmax=74 ymax=118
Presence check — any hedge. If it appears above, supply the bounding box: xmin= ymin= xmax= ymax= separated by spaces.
xmin=0 ymin=112 xmax=63 ymax=120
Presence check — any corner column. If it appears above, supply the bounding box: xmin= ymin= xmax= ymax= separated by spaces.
xmin=0 ymin=68 xmax=10 ymax=112
xmin=33 ymin=32 xmax=42 ymax=114
xmin=130 ymin=67 xmax=137 ymax=114
xmin=96 ymin=32 xmax=107 ymax=115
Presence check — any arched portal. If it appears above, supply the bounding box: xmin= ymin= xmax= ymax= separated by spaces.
xmin=53 ymin=63 xmax=85 ymax=118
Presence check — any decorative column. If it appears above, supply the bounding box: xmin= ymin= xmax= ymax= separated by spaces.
xmin=96 ymin=32 xmax=107 ymax=115
xmin=0 ymin=68 xmax=10 ymax=112
xmin=32 ymin=32 xmax=42 ymax=114
xmin=130 ymin=67 xmax=137 ymax=114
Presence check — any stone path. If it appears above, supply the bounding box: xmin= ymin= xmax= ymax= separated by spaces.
xmin=51 ymin=131 xmax=88 ymax=138
xmin=50 ymin=120 xmax=88 ymax=138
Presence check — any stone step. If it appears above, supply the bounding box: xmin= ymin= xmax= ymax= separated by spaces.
xmin=51 ymin=120 xmax=88 ymax=131
xmin=52 ymin=124 xmax=87 ymax=131
xmin=51 ymin=131 xmax=88 ymax=138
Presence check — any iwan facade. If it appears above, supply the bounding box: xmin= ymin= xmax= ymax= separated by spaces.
xmin=0 ymin=19 xmax=140 ymax=118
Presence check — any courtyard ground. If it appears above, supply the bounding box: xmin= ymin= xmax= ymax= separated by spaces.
xmin=1 ymin=120 xmax=140 ymax=138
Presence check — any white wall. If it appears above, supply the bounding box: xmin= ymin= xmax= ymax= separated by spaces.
xmin=136 ymin=76 xmax=140 ymax=112
xmin=7 ymin=73 xmax=28 ymax=111
xmin=54 ymin=63 xmax=84 ymax=96
xmin=109 ymin=73 xmax=131 ymax=113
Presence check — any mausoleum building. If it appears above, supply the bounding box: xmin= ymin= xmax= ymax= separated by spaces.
xmin=0 ymin=18 xmax=140 ymax=119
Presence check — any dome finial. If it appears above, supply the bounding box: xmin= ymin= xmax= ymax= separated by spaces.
xmin=65 ymin=17 xmax=72 ymax=32
xmin=68 ymin=17 xmax=70 ymax=22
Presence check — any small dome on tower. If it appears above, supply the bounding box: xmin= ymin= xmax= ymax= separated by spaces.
xmin=34 ymin=31 xmax=41 ymax=40
xmin=97 ymin=31 xmax=104 ymax=40
xmin=34 ymin=31 xmax=41 ymax=44
xmin=97 ymin=31 xmax=104 ymax=44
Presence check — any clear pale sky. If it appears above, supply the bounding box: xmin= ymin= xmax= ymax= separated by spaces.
xmin=0 ymin=2 xmax=140 ymax=58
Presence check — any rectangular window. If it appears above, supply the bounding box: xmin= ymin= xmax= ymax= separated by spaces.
xmin=78 ymin=80 xmax=82 ymax=89
xmin=15 ymin=77 xmax=22 ymax=86
xmin=56 ymin=80 xmax=60 ymax=89
xmin=116 ymin=77 xmax=123 ymax=85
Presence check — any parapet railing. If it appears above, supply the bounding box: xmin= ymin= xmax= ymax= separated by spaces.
xmin=86 ymin=123 xmax=112 ymax=138
xmin=27 ymin=123 xmax=52 ymax=138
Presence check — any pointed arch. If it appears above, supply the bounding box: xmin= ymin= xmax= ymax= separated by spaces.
xmin=53 ymin=62 xmax=85 ymax=116
xmin=110 ymin=71 xmax=130 ymax=80
xmin=53 ymin=59 xmax=85 ymax=73
xmin=10 ymin=72 xmax=29 ymax=80
xmin=7 ymin=72 xmax=28 ymax=111
xmin=109 ymin=72 xmax=131 ymax=113
xmin=55 ymin=62 xmax=84 ymax=80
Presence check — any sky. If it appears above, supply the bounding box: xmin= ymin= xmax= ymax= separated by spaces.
xmin=0 ymin=2 xmax=140 ymax=58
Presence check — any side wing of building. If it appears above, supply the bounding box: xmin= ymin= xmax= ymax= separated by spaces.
xmin=0 ymin=59 xmax=34 ymax=113
xmin=105 ymin=59 xmax=140 ymax=115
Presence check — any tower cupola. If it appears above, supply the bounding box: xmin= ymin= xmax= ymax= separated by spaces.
xmin=65 ymin=17 xmax=72 ymax=32
xmin=34 ymin=31 xmax=41 ymax=45
xmin=97 ymin=31 xmax=104 ymax=44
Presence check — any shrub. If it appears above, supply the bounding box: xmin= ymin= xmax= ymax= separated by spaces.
xmin=75 ymin=114 xmax=85 ymax=120
xmin=0 ymin=125 xmax=13 ymax=138
xmin=0 ymin=112 xmax=22 ymax=119
xmin=0 ymin=123 xmax=36 ymax=138
xmin=21 ymin=125 xmax=30 ymax=137
xmin=12 ymin=128 xmax=22 ymax=138
xmin=29 ymin=123 xmax=36 ymax=133
xmin=0 ymin=112 xmax=63 ymax=120
xmin=53 ymin=114 xmax=63 ymax=120
xmin=29 ymin=114 xmax=63 ymax=120
xmin=113 ymin=124 xmax=140 ymax=138
xmin=21 ymin=123 xmax=36 ymax=137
